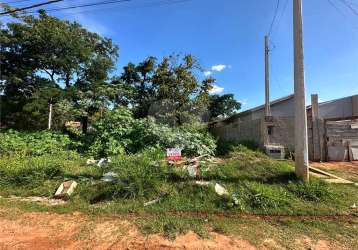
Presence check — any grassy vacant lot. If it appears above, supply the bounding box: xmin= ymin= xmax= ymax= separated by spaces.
xmin=0 ymin=146 xmax=357 ymax=249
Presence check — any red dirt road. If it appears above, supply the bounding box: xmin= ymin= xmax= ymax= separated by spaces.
xmin=0 ymin=208 xmax=346 ymax=250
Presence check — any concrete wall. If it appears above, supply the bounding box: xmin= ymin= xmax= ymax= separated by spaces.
xmin=326 ymin=119 xmax=358 ymax=161
xmin=353 ymin=95 xmax=358 ymax=116
xmin=210 ymin=117 xmax=263 ymax=146
xmin=251 ymin=97 xmax=295 ymax=120
xmin=318 ymin=96 xmax=354 ymax=119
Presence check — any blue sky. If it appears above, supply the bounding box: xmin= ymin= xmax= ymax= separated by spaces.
xmin=3 ymin=0 xmax=358 ymax=110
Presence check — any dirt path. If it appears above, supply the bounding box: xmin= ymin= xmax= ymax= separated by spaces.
xmin=310 ymin=161 xmax=358 ymax=182
xmin=0 ymin=208 xmax=351 ymax=250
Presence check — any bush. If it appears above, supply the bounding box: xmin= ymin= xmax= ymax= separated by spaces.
xmin=87 ymin=108 xmax=216 ymax=157
xmin=0 ymin=130 xmax=79 ymax=156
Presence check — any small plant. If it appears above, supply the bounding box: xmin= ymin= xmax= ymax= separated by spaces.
xmin=287 ymin=180 xmax=332 ymax=201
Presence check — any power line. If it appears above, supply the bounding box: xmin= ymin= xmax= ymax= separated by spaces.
xmin=268 ymin=0 xmax=280 ymax=36
xmin=326 ymin=0 xmax=358 ymax=29
xmin=0 ymin=0 xmax=64 ymax=15
xmin=2 ymin=0 xmax=34 ymax=4
xmin=46 ymin=0 xmax=191 ymax=17
xmin=339 ymin=0 xmax=358 ymax=16
xmin=22 ymin=0 xmax=133 ymax=15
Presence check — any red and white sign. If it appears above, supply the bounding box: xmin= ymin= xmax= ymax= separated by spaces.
xmin=166 ymin=148 xmax=182 ymax=161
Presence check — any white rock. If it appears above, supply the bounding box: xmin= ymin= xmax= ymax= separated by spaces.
xmin=215 ymin=183 xmax=229 ymax=196
xmin=351 ymin=203 xmax=357 ymax=209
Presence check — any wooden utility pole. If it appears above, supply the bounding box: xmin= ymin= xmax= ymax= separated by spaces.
xmin=293 ymin=0 xmax=309 ymax=181
xmin=265 ymin=36 xmax=271 ymax=117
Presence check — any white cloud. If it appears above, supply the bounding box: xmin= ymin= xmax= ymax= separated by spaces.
xmin=209 ymin=84 xmax=224 ymax=94
xmin=204 ymin=71 xmax=212 ymax=77
xmin=211 ymin=64 xmax=227 ymax=72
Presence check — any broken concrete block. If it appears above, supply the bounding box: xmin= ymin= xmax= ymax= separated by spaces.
xmin=144 ymin=197 xmax=161 ymax=207
xmin=54 ymin=181 xmax=78 ymax=200
xmin=215 ymin=183 xmax=229 ymax=196
xmin=86 ymin=158 xmax=97 ymax=165
xmin=101 ymin=172 xmax=118 ymax=182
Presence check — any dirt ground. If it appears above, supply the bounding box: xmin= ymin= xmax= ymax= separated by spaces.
xmin=0 ymin=208 xmax=346 ymax=250
xmin=310 ymin=161 xmax=358 ymax=182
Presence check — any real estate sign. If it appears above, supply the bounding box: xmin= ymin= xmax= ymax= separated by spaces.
xmin=166 ymin=148 xmax=182 ymax=161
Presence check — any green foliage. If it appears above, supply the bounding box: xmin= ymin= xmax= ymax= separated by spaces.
xmin=87 ymin=108 xmax=217 ymax=157
xmin=216 ymin=140 xmax=259 ymax=156
xmin=88 ymin=107 xmax=134 ymax=157
xmin=208 ymin=94 xmax=241 ymax=120
xmin=287 ymin=180 xmax=333 ymax=201
xmin=0 ymin=130 xmax=80 ymax=157
xmin=83 ymin=148 xmax=169 ymax=203
xmin=0 ymin=12 xmax=118 ymax=130
xmin=0 ymin=151 xmax=81 ymax=188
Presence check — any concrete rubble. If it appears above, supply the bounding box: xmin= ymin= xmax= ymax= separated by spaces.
xmin=54 ymin=180 xmax=78 ymax=200
xmin=194 ymin=181 xmax=211 ymax=187
xmin=7 ymin=196 xmax=67 ymax=206
xmin=86 ymin=158 xmax=97 ymax=165
xmin=214 ymin=183 xmax=229 ymax=196
xmin=144 ymin=197 xmax=161 ymax=207
xmin=86 ymin=158 xmax=112 ymax=167
xmin=101 ymin=172 xmax=119 ymax=182
xmin=97 ymin=158 xmax=112 ymax=168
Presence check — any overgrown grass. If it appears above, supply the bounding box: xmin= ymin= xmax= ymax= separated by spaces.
xmin=0 ymin=145 xmax=357 ymax=241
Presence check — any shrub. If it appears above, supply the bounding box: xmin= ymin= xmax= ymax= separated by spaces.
xmin=87 ymin=108 xmax=216 ymax=157
xmin=0 ymin=130 xmax=79 ymax=156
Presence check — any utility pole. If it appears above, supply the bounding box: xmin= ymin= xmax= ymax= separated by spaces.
xmin=293 ymin=0 xmax=309 ymax=181
xmin=265 ymin=35 xmax=271 ymax=117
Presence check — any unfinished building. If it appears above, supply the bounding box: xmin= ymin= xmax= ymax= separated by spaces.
xmin=209 ymin=94 xmax=358 ymax=162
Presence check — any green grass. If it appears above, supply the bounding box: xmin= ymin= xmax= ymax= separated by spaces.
xmin=0 ymin=146 xmax=357 ymax=242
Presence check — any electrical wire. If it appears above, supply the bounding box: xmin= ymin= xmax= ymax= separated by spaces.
xmin=20 ymin=0 xmax=133 ymax=15
xmin=48 ymin=0 xmax=191 ymax=17
xmin=326 ymin=0 xmax=358 ymax=29
xmin=0 ymin=0 xmax=64 ymax=15
xmin=268 ymin=0 xmax=280 ymax=37
xmin=339 ymin=0 xmax=358 ymax=16
xmin=1 ymin=0 xmax=34 ymax=4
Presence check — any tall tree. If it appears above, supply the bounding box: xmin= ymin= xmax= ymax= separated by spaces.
xmin=152 ymin=54 xmax=214 ymax=126
xmin=0 ymin=11 xmax=118 ymax=129
xmin=119 ymin=57 xmax=156 ymax=118
xmin=208 ymin=94 xmax=241 ymax=120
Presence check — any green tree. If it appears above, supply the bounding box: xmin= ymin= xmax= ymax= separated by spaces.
xmin=0 ymin=11 xmax=118 ymax=129
xmin=152 ymin=54 xmax=214 ymax=126
xmin=208 ymin=94 xmax=241 ymax=120
xmin=119 ymin=57 xmax=156 ymax=118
